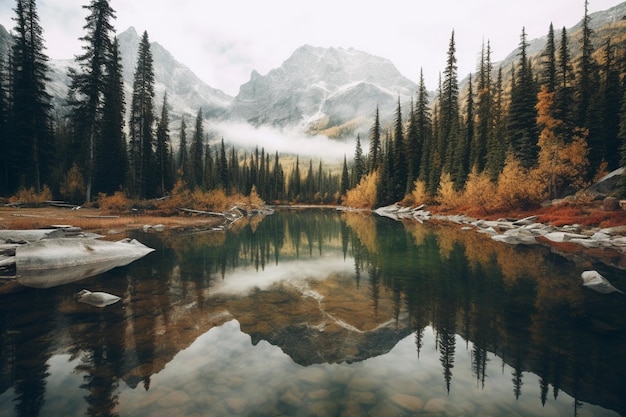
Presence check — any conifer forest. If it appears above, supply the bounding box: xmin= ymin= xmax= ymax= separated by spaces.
xmin=1 ymin=0 xmax=626 ymax=214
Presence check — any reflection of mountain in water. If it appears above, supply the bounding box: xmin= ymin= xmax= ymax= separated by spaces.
xmin=224 ymin=274 xmax=412 ymax=366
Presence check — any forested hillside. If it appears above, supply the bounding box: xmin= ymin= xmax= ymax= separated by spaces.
xmin=0 ymin=0 xmax=625 ymax=215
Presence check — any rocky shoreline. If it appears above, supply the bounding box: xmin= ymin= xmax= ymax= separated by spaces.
xmin=374 ymin=204 xmax=626 ymax=270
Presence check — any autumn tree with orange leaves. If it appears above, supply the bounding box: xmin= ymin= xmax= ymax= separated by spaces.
xmin=535 ymin=86 xmax=589 ymax=199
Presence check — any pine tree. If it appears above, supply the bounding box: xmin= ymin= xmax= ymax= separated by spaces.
xmin=406 ymin=98 xmax=419 ymax=192
xmin=600 ymin=39 xmax=622 ymax=171
xmin=341 ymin=155 xmax=350 ymax=196
xmin=177 ymin=116 xmax=191 ymax=184
xmin=189 ymin=108 xmax=204 ymax=189
xmin=128 ymin=31 xmax=155 ymax=198
xmin=376 ymin=132 xmax=394 ymax=206
xmin=415 ymin=70 xmax=434 ymax=190
xmin=352 ymin=134 xmax=365 ymax=187
xmin=368 ymin=106 xmax=382 ymax=172
xmin=575 ymin=0 xmax=595 ymax=128
xmin=67 ymin=0 xmax=116 ymax=202
xmin=10 ymin=0 xmax=54 ymax=194
xmin=0 ymin=53 xmax=8 ymax=194
xmin=541 ymin=23 xmax=557 ymax=93
xmin=507 ymin=27 xmax=538 ymax=168
xmin=485 ymin=67 xmax=507 ymax=178
xmin=96 ymin=37 xmax=126 ymax=195
xmin=615 ymin=86 xmax=626 ymax=197
xmin=392 ymin=97 xmax=408 ymax=200
xmin=155 ymin=93 xmax=172 ymax=195
xmin=456 ymin=73 xmax=473 ymax=188
xmin=440 ymin=31 xmax=461 ymax=175
xmin=575 ymin=0 xmax=603 ymax=176
xmin=290 ymin=156 xmax=301 ymax=200
xmin=553 ymin=27 xmax=575 ymax=143
xmin=473 ymin=42 xmax=493 ymax=173
xmin=217 ymin=137 xmax=228 ymax=190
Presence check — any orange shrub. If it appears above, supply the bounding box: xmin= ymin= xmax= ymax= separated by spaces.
xmin=436 ymin=172 xmax=460 ymax=210
xmin=342 ymin=170 xmax=379 ymax=209
xmin=463 ymin=167 xmax=497 ymax=213
xmin=10 ymin=185 xmax=53 ymax=204
xmin=98 ymin=191 xmax=133 ymax=214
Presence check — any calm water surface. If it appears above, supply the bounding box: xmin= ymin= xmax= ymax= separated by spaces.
xmin=1 ymin=209 xmax=625 ymax=417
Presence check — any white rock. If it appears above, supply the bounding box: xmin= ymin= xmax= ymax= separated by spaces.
xmin=581 ymin=271 xmax=624 ymax=294
xmin=542 ymin=232 xmax=588 ymax=243
xmin=76 ymin=289 xmax=121 ymax=307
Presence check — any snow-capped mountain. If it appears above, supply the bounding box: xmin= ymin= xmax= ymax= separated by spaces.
xmin=229 ymin=45 xmax=418 ymax=137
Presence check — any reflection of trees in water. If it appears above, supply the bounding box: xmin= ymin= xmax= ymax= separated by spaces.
xmin=346 ymin=215 xmax=626 ymax=415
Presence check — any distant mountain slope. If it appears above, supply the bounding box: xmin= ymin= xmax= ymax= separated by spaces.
xmin=0 ymin=25 xmax=233 ymax=123
xmin=229 ymin=45 xmax=418 ymax=137
xmin=117 ymin=27 xmax=232 ymax=120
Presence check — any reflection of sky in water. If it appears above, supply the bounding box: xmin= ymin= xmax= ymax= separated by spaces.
xmin=2 ymin=320 xmax=620 ymax=417
xmin=211 ymin=255 xmax=355 ymax=296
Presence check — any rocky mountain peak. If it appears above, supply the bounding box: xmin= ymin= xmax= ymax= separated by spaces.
xmin=230 ymin=44 xmax=418 ymax=136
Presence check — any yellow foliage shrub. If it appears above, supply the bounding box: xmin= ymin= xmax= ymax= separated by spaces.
xmin=342 ymin=170 xmax=379 ymax=209
xmin=98 ymin=191 xmax=133 ymax=214
xmin=10 ymin=185 xmax=53 ymax=204
xmin=463 ymin=168 xmax=497 ymax=213
xmin=411 ymin=180 xmax=432 ymax=206
xmin=496 ymin=155 xmax=545 ymax=210
xmin=436 ymin=172 xmax=460 ymax=209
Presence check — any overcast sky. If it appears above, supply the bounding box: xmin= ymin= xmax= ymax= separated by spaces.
xmin=0 ymin=0 xmax=623 ymax=96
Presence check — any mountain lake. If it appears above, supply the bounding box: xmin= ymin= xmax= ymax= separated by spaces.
xmin=1 ymin=209 xmax=625 ymax=417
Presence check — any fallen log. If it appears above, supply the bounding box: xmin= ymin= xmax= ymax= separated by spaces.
xmin=177 ymin=207 xmax=226 ymax=217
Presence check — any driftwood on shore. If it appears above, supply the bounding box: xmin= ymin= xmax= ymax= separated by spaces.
xmin=177 ymin=207 xmax=227 ymax=217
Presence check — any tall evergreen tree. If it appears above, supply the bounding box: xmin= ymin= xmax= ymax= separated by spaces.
xmin=154 ymin=93 xmax=173 ymax=195
xmin=67 ymin=0 xmax=116 ymax=202
xmin=541 ymin=23 xmax=557 ymax=93
xmin=456 ymin=73 xmax=473 ymax=188
xmin=473 ymin=42 xmax=493 ymax=173
xmin=96 ymin=37 xmax=126 ymax=195
xmin=392 ymin=97 xmax=407 ymax=200
xmin=507 ymin=27 xmax=538 ymax=168
xmin=128 ymin=31 xmax=155 ymax=198
xmin=440 ymin=31 xmax=461 ymax=175
xmin=600 ymin=39 xmax=622 ymax=171
xmin=415 ymin=70 xmax=434 ymax=191
xmin=352 ymin=134 xmax=365 ymax=187
xmin=217 ymin=137 xmax=228 ymax=190
xmin=10 ymin=0 xmax=54 ymax=194
xmin=575 ymin=0 xmax=595 ymax=128
xmin=341 ymin=155 xmax=350 ymax=196
xmin=405 ymin=97 xmax=420 ymax=192
xmin=0 ymin=53 xmax=8 ymax=194
xmin=290 ymin=156 xmax=301 ymax=200
xmin=368 ymin=106 xmax=382 ymax=172
xmin=615 ymin=86 xmax=626 ymax=197
xmin=177 ymin=116 xmax=191 ymax=184
xmin=553 ymin=27 xmax=575 ymax=142
xmin=485 ymin=67 xmax=507 ymax=178
xmin=376 ymin=131 xmax=394 ymax=206
xmin=189 ymin=108 xmax=204 ymax=189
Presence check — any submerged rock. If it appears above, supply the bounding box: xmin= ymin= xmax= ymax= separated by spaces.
xmin=76 ymin=289 xmax=121 ymax=307
xmin=581 ymin=270 xmax=624 ymax=294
